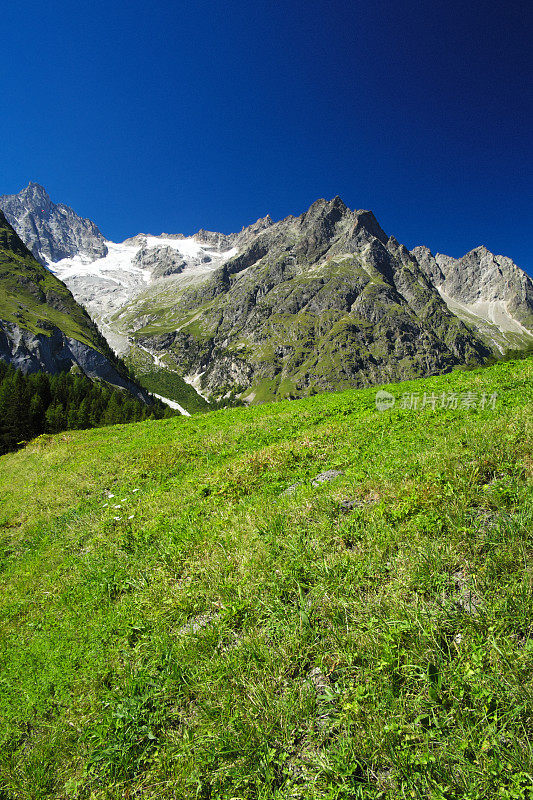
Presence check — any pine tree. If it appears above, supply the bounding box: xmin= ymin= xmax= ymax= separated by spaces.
xmin=0 ymin=360 xmax=173 ymax=454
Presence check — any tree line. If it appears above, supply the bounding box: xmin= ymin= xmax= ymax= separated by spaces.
xmin=0 ymin=361 xmax=175 ymax=455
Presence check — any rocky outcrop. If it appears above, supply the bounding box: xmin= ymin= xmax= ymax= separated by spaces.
xmin=0 ymin=182 xmax=108 ymax=263
xmin=133 ymin=245 xmax=186 ymax=278
xmin=412 ymin=245 xmax=533 ymax=350
xmin=0 ymin=321 xmax=149 ymax=401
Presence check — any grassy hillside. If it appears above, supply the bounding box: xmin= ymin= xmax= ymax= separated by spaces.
xmin=0 ymin=358 xmax=532 ymax=799
xmin=0 ymin=211 xmax=103 ymax=350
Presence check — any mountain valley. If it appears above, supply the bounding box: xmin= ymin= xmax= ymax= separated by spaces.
xmin=2 ymin=183 xmax=532 ymax=410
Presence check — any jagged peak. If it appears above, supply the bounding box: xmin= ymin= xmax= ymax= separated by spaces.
xmin=328 ymin=195 xmax=348 ymax=210
xmin=435 ymin=246 xmax=495 ymax=264
xmin=465 ymin=245 xmax=492 ymax=258
xmin=0 ymin=182 xmax=49 ymax=203
xmin=23 ymin=181 xmax=50 ymax=198
xmin=241 ymin=214 xmax=274 ymax=233
xmin=411 ymin=244 xmax=434 ymax=257
xmin=306 ymin=195 xmax=348 ymax=214
xmin=437 ymin=246 xmax=505 ymax=262
xmin=352 ymin=209 xmax=388 ymax=244
xmin=459 ymin=246 xmax=529 ymax=276
xmin=298 ymin=196 xmax=350 ymax=232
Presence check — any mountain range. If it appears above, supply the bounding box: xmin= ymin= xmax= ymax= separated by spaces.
xmin=1 ymin=182 xmax=532 ymax=408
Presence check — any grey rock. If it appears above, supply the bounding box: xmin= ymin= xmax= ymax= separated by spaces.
xmin=0 ymin=320 xmax=150 ymax=402
xmin=305 ymin=667 xmax=336 ymax=728
xmin=451 ymin=570 xmax=482 ymax=616
xmin=339 ymin=499 xmax=356 ymax=512
xmin=412 ymin=244 xmax=533 ymax=351
xmin=282 ymin=481 xmax=304 ymax=496
xmin=178 ymin=612 xmax=218 ymax=635
xmin=0 ymin=182 xmax=108 ymax=263
xmin=307 ymin=666 xmax=330 ymax=696
xmin=312 ymin=470 xmax=344 ymax=486
xmin=339 ymin=491 xmax=380 ymax=512
xmin=133 ymin=244 xmax=186 ymax=278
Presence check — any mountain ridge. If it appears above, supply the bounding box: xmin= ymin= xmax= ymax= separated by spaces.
xmin=2 ymin=184 xmax=532 ymax=404
xmin=412 ymin=244 xmax=533 ymax=351
xmin=139 ymin=196 xmax=491 ymax=401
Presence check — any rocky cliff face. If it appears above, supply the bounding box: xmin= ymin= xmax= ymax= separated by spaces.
xmin=0 ymin=182 xmax=108 ymax=264
xmin=413 ymin=245 xmax=533 ymax=351
xmin=0 ymin=320 xmax=149 ymax=400
xmin=0 ymin=210 xmax=150 ymax=402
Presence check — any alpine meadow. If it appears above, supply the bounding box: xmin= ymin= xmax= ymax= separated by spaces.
xmin=0 ymin=356 xmax=532 ymax=798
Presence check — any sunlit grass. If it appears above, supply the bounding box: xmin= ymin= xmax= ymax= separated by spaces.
xmin=0 ymin=358 xmax=532 ymax=798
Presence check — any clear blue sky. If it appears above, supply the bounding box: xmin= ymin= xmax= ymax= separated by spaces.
xmin=2 ymin=0 xmax=532 ymax=273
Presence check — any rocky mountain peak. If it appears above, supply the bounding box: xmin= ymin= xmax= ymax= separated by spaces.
xmin=411 ymin=245 xmax=445 ymax=285
xmin=16 ymin=181 xmax=47 ymax=201
xmin=302 ymin=195 xmax=347 ymax=221
xmin=410 ymin=243 xmax=533 ymax=345
xmin=252 ymin=213 xmax=274 ymax=227
xmin=238 ymin=214 xmax=275 ymax=238
xmin=23 ymin=180 xmax=49 ymax=197
xmin=351 ymin=210 xmax=388 ymax=244
xmin=194 ymin=228 xmax=235 ymax=249
xmin=0 ymin=182 xmax=108 ymax=264
xmin=296 ymin=196 xmax=349 ymax=239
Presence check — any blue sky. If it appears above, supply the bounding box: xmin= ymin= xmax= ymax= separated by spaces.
xmin=2 ymin=0 xmax=532 ymax=273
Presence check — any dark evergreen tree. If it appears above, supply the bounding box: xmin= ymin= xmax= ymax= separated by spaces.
xmin=0 ymin=362 xmax=174 ymax=455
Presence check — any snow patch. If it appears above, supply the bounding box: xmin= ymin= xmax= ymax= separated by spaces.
xmin=437 ymin=288 xmax=533 ymax=339
xmin=151 ymin=392 xmax=191 ymax=416
xmin=50 ymin=241 xmax=145 ymax=285
xmin=50 ymin=237 xmax=238 ymax=286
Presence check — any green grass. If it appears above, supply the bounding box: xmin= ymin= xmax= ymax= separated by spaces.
xmin=0 ymin=357 xmax=532 ymax=799
xmin=0 ymin=271 xmax=100 ymax=350
xmin=0 ymin=213 xmax=104 ymax=352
